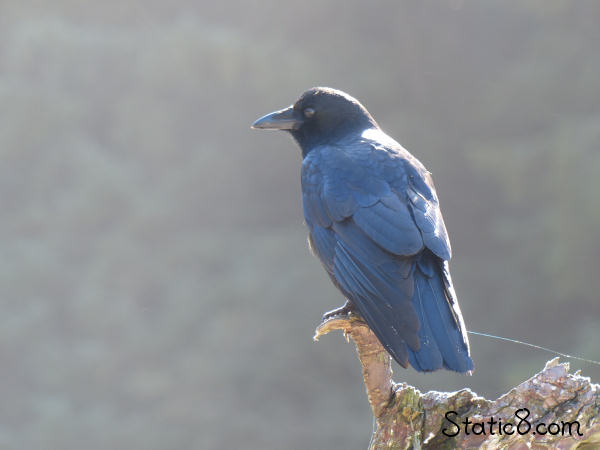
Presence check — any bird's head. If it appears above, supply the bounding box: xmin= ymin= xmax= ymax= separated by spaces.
xmin=252 ymin=87 xmax=378 ymax=154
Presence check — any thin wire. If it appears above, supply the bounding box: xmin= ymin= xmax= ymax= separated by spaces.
xmin=468 ymin=330 xmax=600 ymax=367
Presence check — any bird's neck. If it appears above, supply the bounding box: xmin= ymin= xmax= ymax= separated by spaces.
xmin=291 ymin=124 xmax=377 ymax=157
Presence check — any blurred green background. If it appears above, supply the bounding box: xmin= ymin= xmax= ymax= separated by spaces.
xmin=1 ymin=1 xmax=599 ymax=449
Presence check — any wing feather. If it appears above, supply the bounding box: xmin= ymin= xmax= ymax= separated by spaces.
xmin=301 ymin=143 xmax=469 ymax=371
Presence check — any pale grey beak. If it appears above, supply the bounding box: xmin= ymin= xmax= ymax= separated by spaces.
xmin=251 ymin=105 xmax=303 ymax=130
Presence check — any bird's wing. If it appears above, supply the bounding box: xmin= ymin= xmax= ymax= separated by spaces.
xmin=400 ymin=156 xmax=452 ymax=260
xmin=303 ymin=144 xmax=451 ymax=258
xmin=302 ymin=145 xmax=439 ymax=365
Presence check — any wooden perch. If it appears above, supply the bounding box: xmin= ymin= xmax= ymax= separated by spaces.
xmin=314 ymin=313 xmax=600 ymax=449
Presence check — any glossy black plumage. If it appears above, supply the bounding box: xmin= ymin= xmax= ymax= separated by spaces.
xmin=253 ymin=87 xmax=473 ymax=373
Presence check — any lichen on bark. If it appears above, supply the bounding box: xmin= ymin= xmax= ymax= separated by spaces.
xmin=315 ymin=313 xmax=600 ymax=450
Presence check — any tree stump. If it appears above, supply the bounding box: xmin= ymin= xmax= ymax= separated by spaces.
xmin=314 ymin=313 xmax=600 ymax=449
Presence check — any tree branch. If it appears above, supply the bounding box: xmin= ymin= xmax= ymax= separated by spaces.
xmin=314 ymin=313 xmax=600 ymax=449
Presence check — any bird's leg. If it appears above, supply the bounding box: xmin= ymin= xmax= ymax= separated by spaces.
xmin=322 ymin=299 xmax=357 ymax=321
xmin=315 ymin=300 xmax=364 ymax=344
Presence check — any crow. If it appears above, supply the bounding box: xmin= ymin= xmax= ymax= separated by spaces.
xmin=252 ymin=87 xmax=473 ymax=373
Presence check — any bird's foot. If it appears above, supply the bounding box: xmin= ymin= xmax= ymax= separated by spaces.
xmin=321 ymin=300 xmax=356 ymax=322
xmin=315 ymin=301 xmax=365 ymax=342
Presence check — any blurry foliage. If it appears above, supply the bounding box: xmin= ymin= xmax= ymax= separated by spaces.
xmin=0 ymin=1 xmax=598 ymax=449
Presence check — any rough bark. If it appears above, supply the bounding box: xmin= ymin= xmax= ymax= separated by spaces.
xmin=314 ymin=313 xmax=600 ymax=450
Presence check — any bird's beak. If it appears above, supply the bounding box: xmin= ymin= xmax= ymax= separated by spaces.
xmin=251 ymin=105 xmax=303 ymax=130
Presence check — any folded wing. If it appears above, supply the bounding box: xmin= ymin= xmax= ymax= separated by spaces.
xmin=302 ymin=144 xmax=472 ymax=372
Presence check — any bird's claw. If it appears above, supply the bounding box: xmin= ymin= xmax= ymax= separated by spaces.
xmin=321 ymin=301 xmax=355 ymax=321
xmin=314 ymin=302 xmax=365 ymax=342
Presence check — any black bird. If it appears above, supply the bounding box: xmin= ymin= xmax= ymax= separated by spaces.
xmin=252 ymin=87 xmax=473 ymax=373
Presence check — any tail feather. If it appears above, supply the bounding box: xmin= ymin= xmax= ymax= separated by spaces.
xmin=408 ymin=254 xmax=473 ymax=373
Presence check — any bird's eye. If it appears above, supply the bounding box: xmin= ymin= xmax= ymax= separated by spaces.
xmin=304 ymin=107 xmax=315 ymax=118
